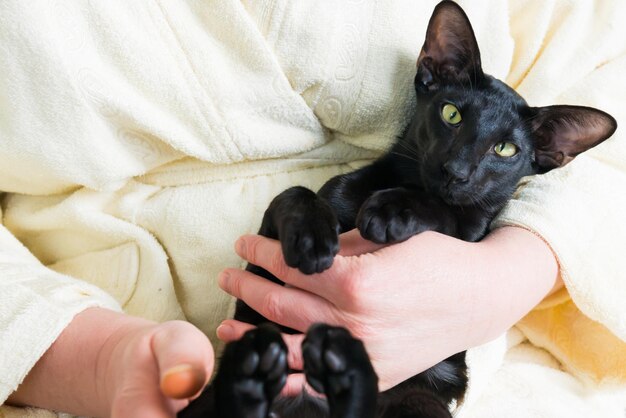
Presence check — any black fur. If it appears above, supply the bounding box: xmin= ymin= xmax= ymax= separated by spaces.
xmin=180 ymin=1 xmax=616 ymax=417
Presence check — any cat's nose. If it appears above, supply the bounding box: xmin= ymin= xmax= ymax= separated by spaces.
xmin=442 ymin=161 xmax=470 ymax=185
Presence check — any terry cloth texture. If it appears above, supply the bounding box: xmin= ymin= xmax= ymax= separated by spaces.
xmin=0 ymin=0 xmax=624 ymax=416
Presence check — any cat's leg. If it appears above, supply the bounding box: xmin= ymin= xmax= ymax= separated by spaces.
xmin=212 ymin=324 xmax=288 ymax=418
xmin=356 ymin=187 xmax=458 ymax=243
xmin=318 ymin=156 xmax=399 ymax=231
xmin=302 ymin=324 xmax=378 ymax=418
xmin=379 ymin=389 xmax=453 ymax=418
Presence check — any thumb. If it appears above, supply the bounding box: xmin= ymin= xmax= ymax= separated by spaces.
xmin=152 ymin=321 xmax=214 ymax=400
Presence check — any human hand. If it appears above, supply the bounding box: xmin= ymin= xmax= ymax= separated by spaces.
xmin=8 ymin=308 xmax=214 ymax=418
xmin=216 ymin=227 xmax=558 ymax=391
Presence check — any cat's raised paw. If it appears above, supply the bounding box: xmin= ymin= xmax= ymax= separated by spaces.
xmin=280 ymin=210 xmax=340 ymax=275
xmin=356 ymin=187 xmax=422 ymax=244
xmin=262 ymin=187 xmax=340 ymax=275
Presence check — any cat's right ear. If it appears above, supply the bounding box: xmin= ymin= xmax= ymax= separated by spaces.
xmin=416 ymin=1 xmax=483 ymax=93
xmin=529 ymin=105 xmax=617 ymax=173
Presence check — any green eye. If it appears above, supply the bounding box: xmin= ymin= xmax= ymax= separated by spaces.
xmin=442 ymin=104 xmax=462 ymax=125
xmin=494 ymin=142 xmax=518 ymax=157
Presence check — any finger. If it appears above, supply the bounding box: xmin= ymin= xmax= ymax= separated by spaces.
xmin=218 ymin=269 xmax=336 ymax=332
xmin=338 ymin=228 xmax=387 ymax=256
xmin=282 ymin=373 xmax=306 ymax=397
xmin=234 ymin=235 xmax=351 ymax=299
xmin=152 ymin=321 xmax=214 ymax=400
xmin=282 ymin=374 xmax=325 ymax=398
xmin=216 ymin=319 xmax=255 ymax=341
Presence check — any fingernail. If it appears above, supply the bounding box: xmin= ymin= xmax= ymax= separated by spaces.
xmin=216 ymin=323 xmax=234 ymax=340
xmin=161 ymin=364 xmax=204 ymax=399
xmin=235 ymin=238 xmax=246 ymax=257
xmin=218 ymin=271 xmax=230 ymax=290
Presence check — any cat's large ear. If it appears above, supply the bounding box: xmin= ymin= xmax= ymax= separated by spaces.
xmin=529 ymin=105 xmax=617 ymax=172
xmin=416 ymin=1 xmax=483 ymax=92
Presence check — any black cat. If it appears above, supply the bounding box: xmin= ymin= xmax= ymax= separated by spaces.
xmin=180 ymin=1 xmax=617 ymax=417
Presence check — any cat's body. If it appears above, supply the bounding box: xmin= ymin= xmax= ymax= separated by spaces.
xmin=179 ymin=2 xmax=616 ymax=417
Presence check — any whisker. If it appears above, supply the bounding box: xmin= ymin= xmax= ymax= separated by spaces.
xmin=389 ymin=151 xmax=421 ymax=164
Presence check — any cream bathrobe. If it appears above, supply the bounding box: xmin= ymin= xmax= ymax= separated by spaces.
xmin=0 ymin=0 xmax=624 ymax=417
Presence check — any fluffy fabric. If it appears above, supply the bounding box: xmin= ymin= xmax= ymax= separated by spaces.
xmin=0 ymin=0 xmax=624 ymax=416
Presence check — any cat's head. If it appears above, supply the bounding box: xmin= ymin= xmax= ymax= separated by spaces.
xmin=403 ymin=0 xmax=617 ymax=208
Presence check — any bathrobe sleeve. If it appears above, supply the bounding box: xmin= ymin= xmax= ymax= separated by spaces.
xmin=492 ymin=0 xmax=626 ymax=384
xmin=0 ymin=202 xmax=121 ymax=403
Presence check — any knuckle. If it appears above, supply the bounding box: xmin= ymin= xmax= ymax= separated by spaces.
xmin=228 ymin=273 xmax=243 ymax=298
xmin=270 ymin=250 xmax=289 ymax=279
xmin=337 ymin=263 xmax=364 ymax=308
xmin=244 ymin=235 xmax=263 ymax=262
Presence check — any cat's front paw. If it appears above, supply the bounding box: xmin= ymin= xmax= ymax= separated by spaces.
xmin=302 ymin=324 xmax=378 ymax=417
xmin=262 ymin=186 xmax=340 ymax=275
xmin=281 ymin=216 xmax=339 ymax=275
xmin=356 ymin=188 xmax=422 ymax=244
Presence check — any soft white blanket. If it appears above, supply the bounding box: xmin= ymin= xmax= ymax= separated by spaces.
xmin=0 ymin=0 xmax=624 ymax=416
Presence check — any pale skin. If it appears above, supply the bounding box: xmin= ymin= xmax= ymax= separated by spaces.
xmin=7 ymin=309 xmax=214 ymax=418
xmin=7 ymin=226 xmax=561 ymax=416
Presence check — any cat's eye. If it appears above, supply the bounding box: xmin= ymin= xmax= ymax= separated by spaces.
xmin=494 ymin=142 xmax=518 ymax=157
xmin=441 ymin=104 xmax=462 ymax=125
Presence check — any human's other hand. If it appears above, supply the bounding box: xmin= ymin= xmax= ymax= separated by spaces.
xmin=8 ymin=308 xmax=214 ymax=418
xmin=217 ymin=227 xmax=558 ymax=391
xmin=104 ymin=319 xmax=214 ymax=418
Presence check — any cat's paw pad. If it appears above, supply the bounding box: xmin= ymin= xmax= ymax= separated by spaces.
xmin=280 ymin=210 xmax=340 ymax=275
xmin=302 ymin=324 xmax=377 ymax=398
xmin=231 ymin=324 xmax=288 ymax=401
xmin=356 ymin=189 xmax=420 ymax=244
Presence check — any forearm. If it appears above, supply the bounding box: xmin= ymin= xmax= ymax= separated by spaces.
xmin=470 ymin=226 xmax=561 ymax=346
xmin=7 ymin=307 xmax=153 ymax=417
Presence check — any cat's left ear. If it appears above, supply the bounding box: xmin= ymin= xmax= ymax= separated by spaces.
xmin=529 ymin=105 xmax=617 ymax=172
xmin=416 ymin=1 xmax=483 ymax=92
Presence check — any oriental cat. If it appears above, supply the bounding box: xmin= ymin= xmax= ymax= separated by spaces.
xmin=180 ymin=2 xmax=617 ymax=417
